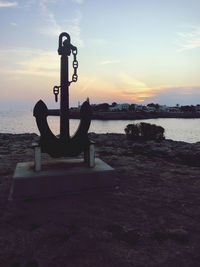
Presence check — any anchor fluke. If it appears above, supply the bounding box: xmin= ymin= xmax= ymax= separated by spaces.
xmin=34 ymin=100 xmax=92 ymax=158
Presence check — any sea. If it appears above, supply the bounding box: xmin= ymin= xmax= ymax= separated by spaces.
xmin=0 ymin=110 xmax=200 ymax=143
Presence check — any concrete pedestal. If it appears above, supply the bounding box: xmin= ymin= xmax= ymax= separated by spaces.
xmin=9 ymin=158 xmax=115 ymax=200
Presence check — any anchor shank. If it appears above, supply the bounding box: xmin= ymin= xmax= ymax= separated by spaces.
xmin=60 ymin=53 xmax=69 ymax=143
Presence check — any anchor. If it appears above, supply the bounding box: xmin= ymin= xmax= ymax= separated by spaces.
xmin=33 ymin=32 xmax=92 ymax=158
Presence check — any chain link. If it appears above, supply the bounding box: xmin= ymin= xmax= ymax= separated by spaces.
xmin=53 ymin=44 xmax=78 ymax=102
xmin=53 ymin=86 xmax=60 ymax=102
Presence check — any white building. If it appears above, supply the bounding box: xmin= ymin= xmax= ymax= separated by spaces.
xmin=158 ymin=105 xmax=169 ymax=112
xmin=135 ymin=104 xmax=148 ymax=112
xmin=195 ymin=105 xmax=200 ymax=113
xmin=109 ymin=103 xmax=130 ymax=111
xmin=135 ymin=104 xmax=142 ymax=112
xmin=168 ymin=106 xmax=181 ymax=113
xmin=146 ymin=106 xmax=156 ymax=112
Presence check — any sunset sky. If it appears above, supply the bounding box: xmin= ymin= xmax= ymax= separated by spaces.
xmin=0 ymin=0 xmax=199 ymax=109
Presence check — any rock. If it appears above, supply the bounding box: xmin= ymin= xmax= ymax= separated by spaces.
xmin=150 ymin=146 xmax=172 ymax=156
xmin=177 ymin=152 xmax=200 ymax=167
xmin=167 ymin=228 xmax=189 ymax=244
xmin=11 ymin=263 xmax=21 ymax=267
xmin=90 ymin=133 xmax=200 ymax=167
xmin=24 ymin=259 xmax=38 ymax=267
xmin=152 ymin=229 xmax=189 ymax=244
xmin=0 ymin=150 xmax=10 ymax=155
xmin=119 ymin=229 xmax=140 ymax=246
xmin=107 ymin=141 xmax=113 ymax=146
xmin=55 ymin=232 xmax=70 ymax=243
xmin=106 ymin=224 xmax=139 ymax=246
xmin=106 ymin=224 xmax=123 ymax=234
xmin=152 ymin=231 xmax=169 ymax=242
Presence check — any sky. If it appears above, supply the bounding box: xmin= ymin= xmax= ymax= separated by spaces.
xmin=0 ymin=0 xmax=200 ymax=109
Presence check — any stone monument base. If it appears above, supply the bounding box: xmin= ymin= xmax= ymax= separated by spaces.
xmin=9 ymin=158 xmax=115 ymax=200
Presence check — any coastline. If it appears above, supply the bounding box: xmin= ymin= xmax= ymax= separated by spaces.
xmin=68 ymin=110 xmax=200 ymax=120
xmin=0 ymin=132 xmax=200 ymax=266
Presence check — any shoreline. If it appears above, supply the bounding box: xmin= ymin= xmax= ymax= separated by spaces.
xmin=68 ymin=110 xmax=200 ymax=120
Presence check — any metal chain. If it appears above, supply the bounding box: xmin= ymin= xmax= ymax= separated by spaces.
xmin=53 ymin=44 xmax=78 ymax=102
xmin=70 ymin=46 xmax=78 ymax=84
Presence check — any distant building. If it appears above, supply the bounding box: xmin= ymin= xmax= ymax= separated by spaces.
xmin=158 ymin=105 xmax=169 ymax=112
xmin=168 ymin=106 xmax=181 ymax=113
xmin=135 ymin=104 xmax=143 ymax=112
xmin=146 ymin=106 xmax=156 ymax=112
xmin=195 ymin=105 xmax=200 ymax=113
xmin=135 ymin=104 xmax=148 ymax=112
xmin=109 ymin=103 xmax=130 ymax=111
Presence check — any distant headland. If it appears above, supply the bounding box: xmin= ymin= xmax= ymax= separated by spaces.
xmin=68 ymin=102 xmax=200 ymax=120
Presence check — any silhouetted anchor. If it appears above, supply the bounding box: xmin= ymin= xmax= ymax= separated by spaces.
xmin=33 ymin=32 xmax=92 ymax=157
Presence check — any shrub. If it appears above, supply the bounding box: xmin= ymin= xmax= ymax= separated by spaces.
xmin=125 ymin=122 xmax=165 ymax=141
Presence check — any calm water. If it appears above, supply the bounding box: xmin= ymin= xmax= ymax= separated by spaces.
xmin=0 ymin=110 xmax=200 ymax=143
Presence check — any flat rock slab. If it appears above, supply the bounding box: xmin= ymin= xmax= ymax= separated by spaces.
xmin=10 ymin=158 xmax=115 ymax=200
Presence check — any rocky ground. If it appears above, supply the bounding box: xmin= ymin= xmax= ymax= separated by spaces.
xmin=0 ymin=133 xmax=200 ymax=267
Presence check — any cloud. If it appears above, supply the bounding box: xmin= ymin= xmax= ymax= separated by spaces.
xmin=160 ymin=85 xmax=200 ymax=95
xmin=10 ymin=22 xmax=17 ymax=26
xmin=38 ymin=1 xmax=83 ymax=46
xmin=0 ymin=48 xmax=59 ymax=77
xmin=74 ymin=72 xmax=162 ymax=103
xmin=119 ymin=74 xmax=200 ymax=104
xmin=118 ymin=73 xmax=200 ymax=103
xmin=64 ymin=11 xmax=83 ymax=46
xmin=0 ymin=47 xmax=67 ymax=104
xmin=74 ymin=75 xmax=121 ymax=103
xmin=71 ymin=0 xmax=83 ymax=4
xmin=78 ymin=76 xmax=97 ymax=93
xmin=100 ymin=60 xmax=120 ymax=65
xmin=151 ymin=85 xmax=200 ymax=105
xmin=118 ymin=73 xmax=157 ymax=101
xmin=39 ymin=1 xmax=61 ymax=37
xmin=177 ymin=26 xmax=200 ymax=51
xmin=16 ymin=51 xmax=59 ymax=77
xmin=0 ymin=1 xmax=17 ymax=7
